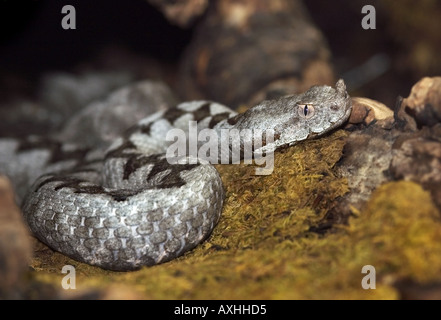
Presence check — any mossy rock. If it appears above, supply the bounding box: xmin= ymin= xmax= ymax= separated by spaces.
xmin=29 ymin=129 xmax=441 ymax=299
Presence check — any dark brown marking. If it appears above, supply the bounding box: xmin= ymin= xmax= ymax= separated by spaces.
xmin=261 ymin=131 xmax=281 ymax=147
xmin=209 ymin=112 xmax=232 ymax=128
xmin=122 ymin=122 xmax=155 ymax=137
xmin=140 ymin=122 xmax=154 ymax=136
xmin=17 ymin=137 xmax=90 ymax=164
xmin=122 ymin=124 xmax=141 ymax=138
xmin=34 ymin=153 xmax=199 ymax=202
xmin=46 ymin=176 xmax=138 ymax=202
xmin=145 ymin=154 xmax=199 ymax=189
xmin=192 ymin=102 xmax=212 ymax=122
xmin=162 ymin=107 xmax=187 ymax=124
xmin=123 ymin=154 xmax=153 ymax=180
xmin=108 ymin=146 xmax=201 ymax=189
xmin=227 ymin=114 xmax=241 ymax=126
xmin=105 ymin=140 xmax=137 ymax=159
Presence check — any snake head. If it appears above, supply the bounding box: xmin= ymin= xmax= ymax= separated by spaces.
xmin=232 ymin=79 xmax=352 ymax=154
xmin=290 ymin=79 xmax=352 ymax=141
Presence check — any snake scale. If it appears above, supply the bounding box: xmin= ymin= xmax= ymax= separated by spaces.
xmin=0 ymin=80 xmax=351 ymax=271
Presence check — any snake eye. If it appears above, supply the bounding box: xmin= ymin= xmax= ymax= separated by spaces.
xmin=298 ymin=104 xmax=315 ymax=119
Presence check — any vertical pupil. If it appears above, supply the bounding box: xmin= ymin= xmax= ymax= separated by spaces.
xmin=304 ymin=105 xmax=308 ymax=116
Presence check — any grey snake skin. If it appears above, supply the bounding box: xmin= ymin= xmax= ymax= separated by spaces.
xmin=0 ymin=80 xmax=351 ymax=271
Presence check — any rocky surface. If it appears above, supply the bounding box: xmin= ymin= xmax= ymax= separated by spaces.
xmin=0 ymin=175 xmax=32 ymax=299
xmin=391 ymin=77 xmax=441 ymax=210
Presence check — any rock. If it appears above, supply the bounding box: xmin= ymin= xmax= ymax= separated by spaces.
xmin=39 ymin=71 xmax=135 ymax=126
xmin=178 ymin=0 xmax=334 ymax=107
xmin=326 ymin=96 xmax=396 ymax=224
xmin=349 ymin=97 xmax=394 ymax=129
xmin=395 ymin=280 xmax=441 ymax=300
xmin=331 ymin=77 xmax=441 ymax=222
xmin=396 ymin=77 xmax=441 ymax=131
xmin=59 ymin=80 xmax=178 ymax=148
xmin=0 ymin=175 xmax=32 ymax=299
xmin=146 ymin=0 xmax=209 ymax=27
xmin=389 ymin=77 xmax=441 ymax=210
xmin=331 ymin=124 xmax=396 ymax=222
xmin=390 ymin=125 xmax=441 ymax=210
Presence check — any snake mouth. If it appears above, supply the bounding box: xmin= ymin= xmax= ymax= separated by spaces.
xmin=344 ymin=101 xmax=353 ymax=121
xmin=330 ymin=104 xmax=352 ymax=132
xmin=308 ymin=104 xmax=352 ymax=140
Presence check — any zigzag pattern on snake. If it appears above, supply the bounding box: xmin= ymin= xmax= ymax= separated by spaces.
xmin=0 ymin=80 xmax=352 ymax=270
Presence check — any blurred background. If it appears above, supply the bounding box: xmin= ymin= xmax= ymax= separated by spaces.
xmin=0 ymin=0 xmax=440 ymax=112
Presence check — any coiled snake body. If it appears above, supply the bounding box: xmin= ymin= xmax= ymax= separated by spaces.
xmin=0 ymin=80 xmax=351 ymax=270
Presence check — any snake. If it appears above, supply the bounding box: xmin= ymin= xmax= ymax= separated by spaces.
xmin=0 ymin=80 xmax=351 ymax=271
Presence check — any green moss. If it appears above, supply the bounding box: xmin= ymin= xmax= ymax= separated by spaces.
xmin=29 ymin=130 xmax=441 ymax=299
xmin=347 ymin=181 xmax=441 ymax=284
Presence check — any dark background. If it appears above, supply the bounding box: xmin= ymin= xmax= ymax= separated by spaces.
xmin=0 ymin=0 xmax=191 ymax=73
xmin=0 ymin=0 xmax=440 ymax=106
